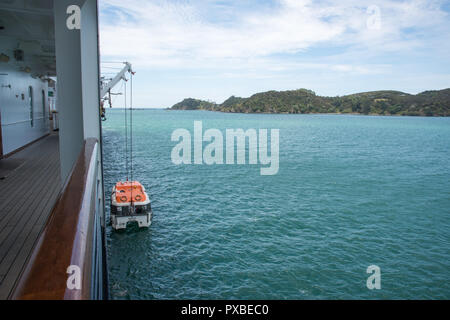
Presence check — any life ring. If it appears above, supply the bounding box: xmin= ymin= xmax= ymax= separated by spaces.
xmin=120 ymin=195 xmax=127 ymax=202
xmin=135 ymin=195 xmax=142 ymax=202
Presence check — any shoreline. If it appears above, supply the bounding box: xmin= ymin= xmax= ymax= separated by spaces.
xmin=166 ymin=109 xmax=449 ymax=117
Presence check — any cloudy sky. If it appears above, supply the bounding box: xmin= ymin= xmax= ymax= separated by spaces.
xmin=99 ymin=0 xmax=450 ymax=108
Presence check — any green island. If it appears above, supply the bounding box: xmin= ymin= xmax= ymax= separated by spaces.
xmin=170 ymin=88 xmax=450 ymax=116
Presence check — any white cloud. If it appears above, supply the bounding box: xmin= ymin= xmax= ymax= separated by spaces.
xmin=99 ymin=0 xmax=344 ymax=67
xmin=99 ymin=0 xmax=448 ymax=68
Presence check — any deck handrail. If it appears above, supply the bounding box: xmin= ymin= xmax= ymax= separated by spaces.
xmin=11 ymin=138 xmax=104 ymax=300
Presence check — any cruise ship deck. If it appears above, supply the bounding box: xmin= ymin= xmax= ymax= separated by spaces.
xmin=1 ymin=0 xmax=107 ymax=300
xmin=0 ymin=134 xmax=61 ymax=299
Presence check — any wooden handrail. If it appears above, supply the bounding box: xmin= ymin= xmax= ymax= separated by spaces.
xmin=12 ymin=138 xmax=101 ymax=300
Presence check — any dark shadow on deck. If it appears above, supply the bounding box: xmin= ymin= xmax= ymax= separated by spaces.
xmin=0 ymin=134 xmax=61 ymax=299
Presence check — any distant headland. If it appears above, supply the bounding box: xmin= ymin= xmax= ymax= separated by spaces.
xmin=169 ymin=88 xmax=450 ymax=117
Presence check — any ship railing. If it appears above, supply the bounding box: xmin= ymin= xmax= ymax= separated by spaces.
xmin=11 ymin=138 xmax=107 ymax=300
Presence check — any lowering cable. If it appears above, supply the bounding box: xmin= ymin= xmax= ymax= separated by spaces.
xmin=110 ymin=65 xmax=153 ymax=231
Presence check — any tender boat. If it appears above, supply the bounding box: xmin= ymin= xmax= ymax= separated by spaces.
xmin=111 ymin=181 xmax=152 ymax=230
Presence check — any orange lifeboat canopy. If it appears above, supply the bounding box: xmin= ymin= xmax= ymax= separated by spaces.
xmin=115 ymin=181 xmax=147 ymax=204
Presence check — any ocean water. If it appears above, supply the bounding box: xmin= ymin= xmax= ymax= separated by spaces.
xmin=102 ymin=109 xmax=450 ymax=300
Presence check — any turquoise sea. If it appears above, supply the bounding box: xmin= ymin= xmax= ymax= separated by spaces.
xmin=102 ymin=109 xmax=450 ymax=300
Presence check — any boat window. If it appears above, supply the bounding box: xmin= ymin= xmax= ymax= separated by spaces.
xmin=42 ymin=89 xmax=46 ymax=119
xmin=29 ymin=86 xmax=34 ymax=127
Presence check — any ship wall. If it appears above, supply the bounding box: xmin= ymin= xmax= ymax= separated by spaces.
xmin=0 ymin=37 xmax=50 ymax=156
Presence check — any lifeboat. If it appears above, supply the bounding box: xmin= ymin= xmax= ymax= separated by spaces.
xmin=111 ymin=181 xmax=152 ymax=230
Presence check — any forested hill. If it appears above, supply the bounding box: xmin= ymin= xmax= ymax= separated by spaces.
xmin=170 ymin=98 xmax=217 ymax=111
xmin=170 ymin=88 xmax=450 ymax=116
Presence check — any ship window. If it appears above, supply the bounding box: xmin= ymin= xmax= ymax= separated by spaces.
xmin=29 ymin=86 xmax=34 ymax=127
xmin=42 ymin=89 xmax=46 ymax=119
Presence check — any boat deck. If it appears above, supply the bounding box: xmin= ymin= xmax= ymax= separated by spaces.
xmin=0 ymin=134 xmax=61 ymax=299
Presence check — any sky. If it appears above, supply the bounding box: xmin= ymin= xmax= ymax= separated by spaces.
xmin=98 ymin=0 xmax=450 ymax=108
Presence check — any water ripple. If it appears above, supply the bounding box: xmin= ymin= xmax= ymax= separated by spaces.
xmin=103 ymin=110 xmax=450 ymax=300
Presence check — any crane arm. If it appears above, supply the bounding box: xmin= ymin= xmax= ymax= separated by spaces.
xmin=100 ymin=62 xmax=133 ymax=98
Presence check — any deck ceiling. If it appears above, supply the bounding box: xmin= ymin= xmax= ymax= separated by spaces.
xmin=0 ymin=0 xmax=55 ymax=76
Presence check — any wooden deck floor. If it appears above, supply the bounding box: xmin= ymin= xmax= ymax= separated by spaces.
xmin=0 ymin=134 xmax=61 ymax=299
